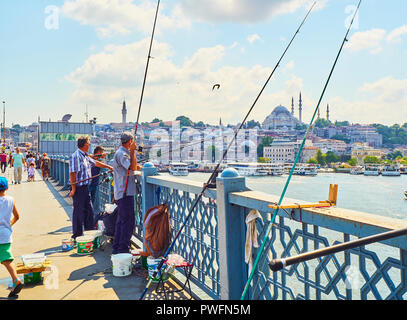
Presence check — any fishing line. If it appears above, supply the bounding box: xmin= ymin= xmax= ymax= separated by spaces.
xmin=240 ymin=0 xmax=362 ymax=300
xmin=139 ymin=1 xmax=316 ymax=300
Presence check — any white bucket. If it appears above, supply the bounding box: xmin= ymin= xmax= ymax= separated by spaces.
xmin=111 ymin=253 xmax=133 ymax=277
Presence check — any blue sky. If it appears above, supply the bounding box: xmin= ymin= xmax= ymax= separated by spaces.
xmin=1 ymin=0 xmax=407 ymax=127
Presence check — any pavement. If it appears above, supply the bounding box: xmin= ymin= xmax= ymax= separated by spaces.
xmin=0 ymin=168 xmax=194 ymax=300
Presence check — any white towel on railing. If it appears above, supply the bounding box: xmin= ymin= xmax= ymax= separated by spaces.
xmin=245 ymin=209 xmax=263 ymax=274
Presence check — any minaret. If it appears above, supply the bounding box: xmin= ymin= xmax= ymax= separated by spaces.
xmin=326 ymin=103 xmax=330 ymax=122
xmin=299 ymin=92 xmax=303 ymax=123
xmin=291 ymin=97 xmax=294 ymax=116
xmin=317 ymin=107 xmax=320 ymax=119
xmin=122 ymin=100 xmax=127 ymax=124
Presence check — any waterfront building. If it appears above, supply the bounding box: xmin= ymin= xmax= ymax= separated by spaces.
xmin=313 ymin=138 xmax=347 ymax=155
xmin=351 ymin=143 xmax=384 ymax=164
xmin=301 ymin=146 xmax=319 ymax=163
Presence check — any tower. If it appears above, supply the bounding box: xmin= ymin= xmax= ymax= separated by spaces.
xmin=326 ymin=103 xmax=330 ymax=122
xmin=299 ymin=92 xmax=303 ymax=123
xmin=291 ymin=97 xmax=294 ymax=116
xmin=122 ymin=100 xmax=127 ymax=124
xmin=317 ymin=107 xmax=320 ymax=119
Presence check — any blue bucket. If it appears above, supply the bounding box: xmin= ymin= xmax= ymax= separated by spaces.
xmin=61 ymin=239 xmax=74 ymax=251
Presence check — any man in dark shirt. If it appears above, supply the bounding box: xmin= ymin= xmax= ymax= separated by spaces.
xmin=89 ymin=146 xmax=106 ymax=213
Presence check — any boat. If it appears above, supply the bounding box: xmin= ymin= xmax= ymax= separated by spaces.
xmin=294 ymin=164 xmax=318 ymax=176
xmin=169 ymin=162 xmax=189 ymax=176
xmin=350 ymin=166 xmax=364 ymax=175
xmin=256 ymin=163 xmax=284 ymax=176
xmin=363 ymin=165 xmax=380 ymax=176
xmin=381 ymin=164 xmax=401 ymax=176
xmin=228 ymin=163 xmax=268 ymax=176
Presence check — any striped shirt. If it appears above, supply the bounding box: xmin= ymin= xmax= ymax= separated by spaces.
xmin=69 ymin=149 xmax=96 ymax=187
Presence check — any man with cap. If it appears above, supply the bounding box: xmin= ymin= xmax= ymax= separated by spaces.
xmin=68 ymin=136 xmax=113 ymax=241
xmin=112 ymin=132 xmax=141 ymax=254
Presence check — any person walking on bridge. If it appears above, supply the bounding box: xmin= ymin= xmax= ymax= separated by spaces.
xmin=68 ymin=137 xmax=113 ymax=241
xmin=0 ymin=151 xmax=7 ymax=173
xmin=10 ymin=148 xmax=25 ymax=184
xmin=112 ymin=132 xmax=141 ymax=254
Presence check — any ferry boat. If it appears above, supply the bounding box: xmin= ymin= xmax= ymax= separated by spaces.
xmin=255 ymin=163 xmax=284 ymax=176
xmin=296 ymin=164 xmax=318 ymax=176
xmin=363 ymin=165 xmax=380 ymax=176
xmin=169 ymin=162 xmax=189 ymax=176
xmin=381 ymin=164 xmax=401 ymax=176
xmin=350 ymin=166 xmax=364 ymax=175
xmin=228 ymin=163 xmax=268 ymax=176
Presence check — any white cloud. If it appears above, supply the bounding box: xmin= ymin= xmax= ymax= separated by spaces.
xmin=386 ymin=25 xmax=407 ymax=43
xmin=61 ymin=0 xmax=191 ymax=37
xmin=247 ymin=34 xmax=262 ymax=44
xmin=346 ymin=25 xmax=407 ymax=54
xmin=66 ymin=39 xmax=312 ymax=124
xmin=178 ymin=0 xmax=326 ymax=23
xmin=328 ymin=77 xmax=407 ymax=125
xmin=345 ymin=28 xmax=386 ymax=54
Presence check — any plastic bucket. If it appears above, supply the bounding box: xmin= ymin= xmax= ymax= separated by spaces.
xmin=76 ymin=236 xmax=94 ymax=255
xmin=61 ymin=239 xmax=74 ymax=252
xmin=147 ymin=257 xmax=171 ymax=283
xmin=111 ymin=253 xmax=133 ymax=277
xmin=84 ymin=230 xmax=103 ymax=249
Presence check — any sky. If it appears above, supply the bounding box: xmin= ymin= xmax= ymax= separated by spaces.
xmin=1 ymin=0 xmax=407 ymax=127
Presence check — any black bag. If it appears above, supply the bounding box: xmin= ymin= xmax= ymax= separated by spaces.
xmin=95 ymin=208 xmax=118 ymax=237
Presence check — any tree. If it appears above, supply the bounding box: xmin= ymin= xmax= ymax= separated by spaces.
xmin=176 ymin=115 xmax=193 ymax=127
xmin=152 ymin=118 xmax=162 ymax=123
xmin=363 ymin=156 xmax=380 ymax=164
xmin=295 ymin=124 xmax=307 ymax=130
xmin=316 ymin=149 xmax=326 ymax=166
xmin=325 ymin=151 xmax=339 ymax=164
xmin=307 ymin=158 xmax=318 ymax=164
xmin=247 ymin=120 xmax=261 ymax=129
xmin=315 ymin=119 xmax=331 ymax=128
xmin=258 ymin=157 xmax=270 ymax=163
xmin=257 ymin=136 xmax=274 ymax=157
xmin=331 ymin=134 xmax=350 ymax=144
xmin=348 ymin=158 xmax=357 ymax=166
xmin=334 ymin=121 xmax=349 ymax=127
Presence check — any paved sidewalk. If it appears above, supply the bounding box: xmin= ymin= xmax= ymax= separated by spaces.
xmin=0 ymin=169 xmax=192 ymax=300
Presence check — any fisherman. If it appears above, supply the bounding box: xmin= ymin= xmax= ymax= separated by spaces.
xmin=89 ymin=146 xmax=106 ymax=213
xmin=112 ymin=132 xmax=141 ymax=254
xmin=68 ymin=136 xmax=113 ymax=241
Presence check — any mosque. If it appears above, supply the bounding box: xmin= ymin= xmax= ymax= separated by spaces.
xmin=262 ymin=93 xmax=304 ymax=130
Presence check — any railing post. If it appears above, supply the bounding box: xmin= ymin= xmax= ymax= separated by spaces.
xmin=62 ymin=156 xmax=70 ymax=190
xmin=58 ymin=156 xmax=64 ymax=186
xmin=141 ymin=162 xmax=158 ymax=235
xmin=55 ymin=156 xmax=60 ymax=182
xmin=216 ymin=168 xmax=248 ymax=300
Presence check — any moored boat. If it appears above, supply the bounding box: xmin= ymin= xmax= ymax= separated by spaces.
xmin=363 ymin=165 xmax=380 ymax=176
xmin=228 ymin=163 xmax=268 ymax=176
xmin=169 ymin=162 xmax=189 ymax=176
xmin=381 ymin=164 xmax=401 ymax=176
xmin=350 ymin=166 xmax=364 ymax=175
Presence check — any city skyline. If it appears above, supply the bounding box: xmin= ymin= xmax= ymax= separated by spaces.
xmin=1 ymin=1 xmax=407 ymax=127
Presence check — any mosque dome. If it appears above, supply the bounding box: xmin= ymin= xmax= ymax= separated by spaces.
xmin=262 ymin=105 xmax=301 ymax=130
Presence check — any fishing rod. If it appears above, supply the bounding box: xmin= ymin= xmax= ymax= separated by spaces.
xmin=69 ymin=170 xmax=113 ymax=186
xmin=139 ymin=1 xmax=316 ymax=300
xmin=123 ymin=0 xmax=160 ymax=194
xmin=269 ymin=226 xmax=407 ymax=272
xmin=240 ymin=0 xmax=362 ymax=300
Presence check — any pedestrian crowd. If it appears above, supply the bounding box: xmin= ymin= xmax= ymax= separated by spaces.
xmin=0 ymin=133 xmax=142 ymax=299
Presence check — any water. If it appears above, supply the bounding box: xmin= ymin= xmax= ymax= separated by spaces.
xmin=162 ymin=172 xmax=407 ymax=221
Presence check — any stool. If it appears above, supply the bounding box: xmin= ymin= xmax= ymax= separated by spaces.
xmin=155 ymin=260 xmax=194 ymax=300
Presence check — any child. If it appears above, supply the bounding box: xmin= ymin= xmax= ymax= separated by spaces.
xmin=27 ymin=162 xmax=35 ymax=182
xmin=0 ymin=177 xmax=23 ymax=298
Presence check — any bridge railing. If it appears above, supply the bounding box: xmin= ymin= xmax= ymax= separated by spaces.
xmin=48 ymin=157 xmax=407 ymax=300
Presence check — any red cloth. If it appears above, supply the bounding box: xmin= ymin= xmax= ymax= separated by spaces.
xmin=0 ymin=154 xmax=7 ymax=162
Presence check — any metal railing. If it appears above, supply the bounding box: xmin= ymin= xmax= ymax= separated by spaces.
xmin=49 ymin=156 xmax=407 ymax=300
